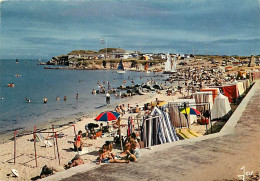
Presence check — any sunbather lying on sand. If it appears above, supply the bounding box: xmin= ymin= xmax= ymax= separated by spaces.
xmin=65 ymin=155 xmax=84 ymax=169
xmin=97 ymin=145 xmax=129 ymax=165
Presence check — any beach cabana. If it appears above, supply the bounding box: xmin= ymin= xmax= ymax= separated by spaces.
xmin=200 ymin=88 xmax=219 ymax=102
xmin=141 ymin=107 xmax=179 ymax=148
xmin=192 ymin=91 xmax=213 ymax=111
xmin=221 ymin=84 xmax=239 ymax=103
xmin=211 ymin=93 xmax=231 ymax=120
xmin=168 ymin=99 xmax=197 ymax=126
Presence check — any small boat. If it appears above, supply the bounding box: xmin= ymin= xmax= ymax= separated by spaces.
xmin=8 ymin=83 xmax=15 ymax=87
xmin=145 ymin=62 xmax=150 ymax=73
xmin=14 ymin=74 xmax=21 ymax=77
xmin=117 ymin=59 xmax=125 ymax=74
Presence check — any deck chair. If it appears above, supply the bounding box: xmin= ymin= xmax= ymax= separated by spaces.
xmin=35 ymin=133 xmax=53 ymax=147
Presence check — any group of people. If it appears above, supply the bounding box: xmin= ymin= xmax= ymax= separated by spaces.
xmin=25 ymin=94 xmax=79 ymax=103
xmin=115 ymin=104 xmax=126 ymax=115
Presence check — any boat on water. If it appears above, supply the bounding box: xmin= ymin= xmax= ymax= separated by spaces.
xmin=163 ymin=54 xmax=177 ymax=74
xmin=144 ymin=62 xmax=150 ymax=73
xmin=117 ymin=59 xmax=125 ymax=74
xmin=14 ymin=74 xmax=22 ymax=77
xmin=8 ymin=83 xmax=15 ymax=87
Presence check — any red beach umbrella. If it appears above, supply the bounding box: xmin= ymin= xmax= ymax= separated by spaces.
xmin=95 ymin=111 xmax=120 ymax=121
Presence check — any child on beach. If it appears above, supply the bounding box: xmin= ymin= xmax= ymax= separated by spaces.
xmin=97 ymin=145 xmax=129 ymax=165
xmin=74 ymin=130 xmax=84 ymax=151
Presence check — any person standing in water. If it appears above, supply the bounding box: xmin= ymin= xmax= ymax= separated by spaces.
xmin=64 ymin=96 xmax=67 ymax=101
xmin=56 ymin=96 xmax=60 ymax=101
xmin=43 ymin=97 xmax=48 ymax=104
xmin=106 ymin=92 xmax=110 ymax=106
xmin=76 ymin=93 xmax=79 ymax=99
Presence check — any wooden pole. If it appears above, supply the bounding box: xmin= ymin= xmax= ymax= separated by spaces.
xmin=72 ymin=124 xmax=77 ymax=138
xmin=14 ymin=130 xmax=18 ymax=165
xmin=55 ymin=132 xmax=61 ymax=165
xmin=118 ymin=118 xmax=123 ymax=151
xmin=33 ymin=126 xmax=38 ymax=167
xmin=52 ymin=125 xmax=56 ymax=159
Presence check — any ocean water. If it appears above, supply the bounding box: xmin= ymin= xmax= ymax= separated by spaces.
xmin=0 ymin=59 xmax=163 ymax=134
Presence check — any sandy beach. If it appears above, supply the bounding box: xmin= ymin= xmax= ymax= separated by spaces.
xmin=0 ymin=56 xmax=258 ymax=180
xmin=0 ymin=89 xmax=186 ymax=180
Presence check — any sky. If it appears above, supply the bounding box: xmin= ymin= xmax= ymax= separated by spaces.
xmin=0 ymin=0 xmax=259 ymax=59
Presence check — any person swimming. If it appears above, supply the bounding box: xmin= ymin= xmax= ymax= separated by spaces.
xmin=43 ymin=97 xmax=48 ymax=104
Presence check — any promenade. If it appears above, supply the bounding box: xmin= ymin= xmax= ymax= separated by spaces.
xmin=47 ymin=80 xmax=260 ymax=181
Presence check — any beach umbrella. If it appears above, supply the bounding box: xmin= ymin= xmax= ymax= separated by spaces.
xmin=179 ymin=107 xmax=200 ymax=116
xmin=95 ymin=111 xmax=120 ymax=121
xmin=157 ymin=101 xmax=167 ymax=107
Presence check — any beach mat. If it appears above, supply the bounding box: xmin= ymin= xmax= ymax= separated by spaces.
xmin=176 ymin=128 xmax=202 ymax=139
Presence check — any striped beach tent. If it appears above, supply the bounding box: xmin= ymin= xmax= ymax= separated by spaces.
xmin=150 ymin=107 xmax=179 ymax=145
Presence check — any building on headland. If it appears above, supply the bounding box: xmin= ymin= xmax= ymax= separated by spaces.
xmin=48 ymin=55 xmax=69 ymax=65
xmin=110 ymin=49 xmax=136 ymax=59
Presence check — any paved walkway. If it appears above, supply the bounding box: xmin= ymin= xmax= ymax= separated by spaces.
xmin=51 ymin=81 xmax=260 ymax=181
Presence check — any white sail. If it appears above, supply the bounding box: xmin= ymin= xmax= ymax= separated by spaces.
xmin=164 ymin=54 xmax=171 ymax=72
xmin=171 ymin=57 xmax=177 ymax=72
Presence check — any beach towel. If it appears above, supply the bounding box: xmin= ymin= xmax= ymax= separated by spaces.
xmin=168 ymin=106 xmax=188 ymax=128
xmin=236 ymin=82 xmax=245 ymax=96
xmin=176 ymin=128 xmax=202 ymax=139
xmin=192 ymin=91 xmax=213 ymax=111
xmin=221 ymin=84 xmax=239 ymax=102
xmin=200 ymin=88 xmax=219 ymax=102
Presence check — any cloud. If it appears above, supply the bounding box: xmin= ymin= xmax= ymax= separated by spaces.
xmin=0 ymin=0 xmax=259 ymax=58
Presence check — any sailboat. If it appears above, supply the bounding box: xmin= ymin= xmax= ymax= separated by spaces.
xmin=145 ymin=62 xmax=150 ymax=73
xmin=171 ymin=57 xmax=177 ymax=73
xmin=117 ymin=59 xmax=125 ymax=74
xmin=163 ymin=54 xmax=176 ymax=74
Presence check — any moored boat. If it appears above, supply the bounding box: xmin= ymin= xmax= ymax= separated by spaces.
xmin=117 ymin=59 xmax=125 ymax=74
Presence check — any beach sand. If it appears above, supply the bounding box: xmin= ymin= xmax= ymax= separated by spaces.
xmin=1 ymin=90 xmax=201 ymax=180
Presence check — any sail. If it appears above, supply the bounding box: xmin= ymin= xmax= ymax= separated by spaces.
xmin=164 ymin=54 xmax=171 ymax=72
xmin=171 ymin=57 xmax=177 ymax=72
xmin=118 ymin=59 xmax=125 ymax=71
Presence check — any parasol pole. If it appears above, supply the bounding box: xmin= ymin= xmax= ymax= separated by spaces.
xmin=33 ymin=126 xmax=38 ymax=167
xmin=14 ymin=130 xmax=18 ymax=165
xmin=209 ymin=103 xmax=213 ymax=133
xmin=184 ymin=102 xmax=189 ymax=129
xmin=118 ymin=117 xmax=123 ymax=151
xmin=52 ymin=125 xmax=57 ymax=159
xmin=178 ymin=106 xmax=182 ymax=129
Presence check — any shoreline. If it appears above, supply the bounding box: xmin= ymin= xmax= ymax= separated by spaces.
xmin=0 ymin=91 xmax=170 ymax=180
xmin=0 ymin=94 xmax=147 ymax=144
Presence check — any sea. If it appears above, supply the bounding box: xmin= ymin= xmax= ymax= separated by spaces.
xmin=0 ymin=59 xmax=165 ymax=136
